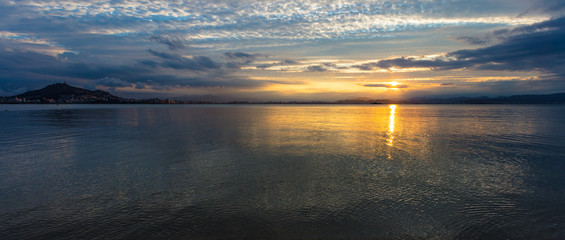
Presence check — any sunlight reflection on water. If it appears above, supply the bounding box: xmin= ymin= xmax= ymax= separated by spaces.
xmin=387 ymin=104 xmax=396 ymax=147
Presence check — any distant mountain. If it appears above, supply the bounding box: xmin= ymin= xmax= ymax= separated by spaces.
xmin=461 ymin=93 xmax=565 ymax=104
xmin=405 ymin=96 xmax=478 ymax=104
xmin=408 ymin=93 xmax=565 ymax=104
xmin=336 ymin=93 xmax=565 ymax=104
xmin=334 ymin=97 xmax=386 ymax=104
xmin=0 ymin=83 xmax=184 ymax=104
xmin=9 ymin=83 xmax=123 ymax=103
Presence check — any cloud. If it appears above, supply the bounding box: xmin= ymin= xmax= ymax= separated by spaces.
xmin=256 ymin=59 xmax=300 ymax=69
xmin=521 ymin=0 xmax=565 ymax=16
xmin=146 ymin=49 xmax=181 ymax=60
xmin=144 ymin=49 xmax=259 ymax=70
xmin=223 ymin=52 xmax=256 ymax=60
xmin=0 ymin=48 xmax=272 ymax=96
xmin=92 ymin=77 xmax=133 ymax=88
xmin=146 ymin=49 xmax=221 ymax=70
xmin=134 ymin=82 xmax=147 ymax=89
xmin=450 ymin=16 xmax=565 ymax=74
xmin=457 ymin=18 xmax=563 ymax=45
xmin=303 ymin=62 xmax=348 ymax=72
xmin=456 ymin=36 xmax=493 ymax=45
xmin=354 ymin=56 xmax=466 ymax=71
xmin=83 ymin=76 xmax=134 ymax=92
xmin=306 ymin=65 xmax=328 ymax=72
xmin=149 ymin=35 xmax=186 ymax=50
xmin=0 ymin=31 xmax=71 ymax=56
xmin=363 ymin=84 xmax=408 ymax=88
xmin=3 ymin=0 xmax=544 ymax=42
xmin=354 ymin=16 xmax=565 ymax=76
xmin=0 ymin=0 xmax=562 ymax=99
xmin=223 ymin=52 xmax=259 ymax=68
xmin=322 ymin=62 xmax=338 ymax=68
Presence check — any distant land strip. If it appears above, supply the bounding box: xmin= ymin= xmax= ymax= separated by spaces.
xmin=1 ymin=83 xmax=565 ymax=104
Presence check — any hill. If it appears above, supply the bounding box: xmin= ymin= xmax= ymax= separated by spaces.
xmin=0 ymin=83 xmax=183 ymax=104
xmin=9 ymin=83 xmax=123 ymax=103
xmin=14 ymin=83 xmax=123 ymax=103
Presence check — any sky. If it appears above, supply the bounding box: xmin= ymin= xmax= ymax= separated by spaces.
xmin=1 ymin=0 xmax=565 ymax=101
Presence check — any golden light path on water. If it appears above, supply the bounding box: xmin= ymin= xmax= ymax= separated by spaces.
xmin=387 ymin=104 xmax=397 ymax=147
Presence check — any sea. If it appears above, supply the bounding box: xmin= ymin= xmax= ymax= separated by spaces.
xmin=1 ymin=104 xmax=564 ymax=239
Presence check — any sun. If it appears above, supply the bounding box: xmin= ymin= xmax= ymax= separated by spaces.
xmin=390 ymin=81 xmax=399 ymax=87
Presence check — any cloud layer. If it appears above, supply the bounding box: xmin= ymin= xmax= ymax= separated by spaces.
xmin=0 ymin=0 xmax=563 ymax=99
xmin=1 ymin=0 xmax=547 ymax=42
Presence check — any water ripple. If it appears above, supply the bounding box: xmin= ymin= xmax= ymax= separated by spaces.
xmin=1 ymin=105 xmax=565 ymax=239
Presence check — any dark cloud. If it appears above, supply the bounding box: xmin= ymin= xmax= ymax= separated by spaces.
xmin=306 ymin=65 xmax=328 ymax=72
xmin=363 ymin=84 xmax=408 ymax=88
xmin=134 ymin=82 xmax=148 ymax=89
xmin=146 ymin=49 xmax=221 ymax=70
xmin=149 ymin=35 xmax=186 ymax=50
xmin=458 ymin=17 xmax=564 ymax=45
xmin=363 ymin=84 xmax=388 ymax=87
xmin=0 ymin=48 xmax=271 ymax=96
xmin=263 ymin=80 xmax=306 ymax=85
xmin=0 ymin=50 xmax=61 ymax=72
xmin=322 ymin=62 xmax=347 ymax=69
xmin=315 ymin=62 xmax=348 ymax=70
xmin=57 ymin=51 xmax=81 ymax=61
xmin=456 ymin=36 xmax=493 ymax=45
xmin=441 ymin=83 xmax=455 ymax=86
xmin=147 ymin=49 xmax=181 ymax=60
xmin=145 ymin=49 xmax=260 ymax=70
xmin=354 ymin=56 xmax=466 ymax=71
xmin=84 ymin=77 xmax=134 ymax=92
xmin=92 ymin=77 xmax=134 ymax=88
xmin=520 ymin=0 xmax=565 ymax=16
xmin=223 ymin=52 xmax=256 ymax=60
xmin=457 ymin=28 xmax=514 ymax=45
xmin=450 ymin=17 xmax=565 ymax=74
xmin=354 ymin=16 xmax=565 ymax=77
xmin=354 ymin=63 xmax=377 ymax=71
xmin=223 ymin=52 xmax=259 ymax=68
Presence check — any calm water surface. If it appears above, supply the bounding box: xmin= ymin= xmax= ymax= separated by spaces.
xmin=1 ymin=104 xmax=565 ymax=239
